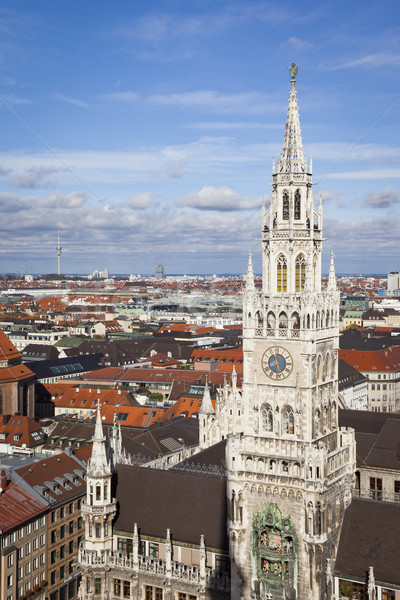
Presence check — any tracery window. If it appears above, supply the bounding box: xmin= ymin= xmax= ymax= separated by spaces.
xmin=282 ymin=192 xmax=289 ymax=220
xmin=262 ymin=405 xmax=273 ymax=432
xmin=295 ymin=254 xmax=306 ymax=292
xmin=277 ymin=255 xmax=287 ymax=293
xmin=283 ymin=406 xmax=294 ymax=434
xmin=294 ymin=190 xmax=301 ymax=220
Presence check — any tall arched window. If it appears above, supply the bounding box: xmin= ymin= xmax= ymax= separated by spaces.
xmin=282 ymin=192 xmax=289 ymax=220
xmin=277 ymin=254 xmax=287 ymax=293
xmin=295 ymin=254 xmax=306 ymax=292
xmin=262 ymin=404 xmax=273 ymax=432
xmin=283 ymin=406 xmax=294 ymax=434
xmin=294 ymin=190 xmax=301 ymax=220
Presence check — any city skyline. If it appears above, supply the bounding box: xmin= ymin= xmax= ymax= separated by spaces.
xmin=0 ymin=1 xmax=399 ymax=275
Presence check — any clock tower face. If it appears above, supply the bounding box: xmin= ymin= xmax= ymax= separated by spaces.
xmin=262 ymin=346 xmax=293 ymax=380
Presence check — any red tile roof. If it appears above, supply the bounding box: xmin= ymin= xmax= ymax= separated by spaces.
xmin=0 ymin=480 xmax=46 ymax=533
xmin=43 ymin=383 xmax=137 ymax=410
xmin=0 ymin=329 xmax=22 ymax=363
xmin=160 ymin=395 xmax=215 ymax=420
xmin=0 ymin=415 xmax=45 ymax=447
xmin=15 ymin=452 xmax=86 ymax=505
xmin=339 ymin=346 xmax=400 ymax=372
xmin=0 ymin=362 xmax=35 ymax=383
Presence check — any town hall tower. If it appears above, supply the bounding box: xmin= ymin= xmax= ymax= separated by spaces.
xmin=200 ymin=65 xmax=356 ymax=600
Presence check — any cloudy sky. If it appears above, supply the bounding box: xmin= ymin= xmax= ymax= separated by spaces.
xmin=0 ymin=1 xmax=399 ymax=276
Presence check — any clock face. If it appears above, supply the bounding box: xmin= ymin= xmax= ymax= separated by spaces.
xmin=262 ymin=346 xmax=293 ymax=380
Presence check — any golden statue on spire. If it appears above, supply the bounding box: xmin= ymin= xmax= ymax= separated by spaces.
xmin=288 ymin=63 xmax=298 ymax=80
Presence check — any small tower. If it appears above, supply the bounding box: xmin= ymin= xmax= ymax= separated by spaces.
xmin=56 ymin=229 xmax=62 ymax=276
xmin=80 ymin=402 xmax=116 ymax=554
xmin=199 ymin=377 xmax=215 ymax=449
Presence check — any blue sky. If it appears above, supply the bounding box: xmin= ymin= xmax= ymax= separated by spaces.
xmin=0 ymin=1 xmax=399 ymax=276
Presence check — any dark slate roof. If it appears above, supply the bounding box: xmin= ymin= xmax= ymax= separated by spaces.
xmin=141 ymin=416 xmax=199 ymax=452
xmin=22 ymin=343 xmax=60 ymax=362
xmin=340 ymin=410 xmax=400 ymax=470
xmin=114 ymin=464 xmax=228 ymax=551
xmin=360 ymin=419 xmax=400 ymax=470
xmin=29 ymin=353 xmax=105 ymax=380
xmin=335 ymin=498 xmax=400 ymax=586
xmin=339 ymin=329 xmax=400 ymax=351
xmin=174 ymin=439 xmax=227 ymax=472
xmin=339 ymin=408 xmax=400 ymax=435
xmin=338 ymin=358 xmax=368 ymax=391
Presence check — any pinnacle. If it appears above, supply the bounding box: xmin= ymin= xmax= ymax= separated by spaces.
xmin=277 ymin=63 xmax=306 ymax=175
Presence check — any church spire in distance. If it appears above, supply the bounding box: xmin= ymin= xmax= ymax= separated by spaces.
xmin=277 ymin=63 xmax=306 ymax=175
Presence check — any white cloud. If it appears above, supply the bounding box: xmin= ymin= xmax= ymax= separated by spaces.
xmin=189 ymin=121 xmax=282 ymax=130
xmin=286 ymin=37 xmax=314 ymax=51
xmin=362 ymin=187 xmax=400 ymax=209
xmin=0 ymin=93 xmax=31 ymax=107
xmin=334 ymin=53 xmax=400 ymax=70
xmin=11 ymin=166 xmax=65 ymax=189
xmin=149 ymin=90 xmax=280 ymax=115
xmin=55 ymin=94 xmax=90 ymax=108
xmin=179 ymin=185 xmax=259 ymax=211
xmin=101 ymin=91 xmax=139 ymax=103
xmin=124 ymin=192 xmax=155 ymax=209
xmin=327 ymin=168 xmax=400 ymax=180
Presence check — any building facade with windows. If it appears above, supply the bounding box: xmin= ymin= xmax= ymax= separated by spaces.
xmin=0 ymin=481 xmax=48 ymax=600
xmin=339 ymin=346 xmax=400 ymax=412
xmin=12 ymin=452 xmax=87 ymax=600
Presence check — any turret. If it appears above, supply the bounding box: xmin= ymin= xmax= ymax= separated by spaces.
xmin=81 ymin=401 xmax=116 ymax=553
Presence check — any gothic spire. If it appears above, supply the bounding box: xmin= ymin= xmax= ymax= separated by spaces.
xmin=328 ymin=251 xmax=337 ymax=291
xmin=245 ymin=252 xmax=255 ymax=292
xmin=278 ymin=63 xmax=306 ymax=175
xmin=199 ymin=377 xmax=214 ymax=415
xmin=87 ymin=400 xmax=111 ymax=477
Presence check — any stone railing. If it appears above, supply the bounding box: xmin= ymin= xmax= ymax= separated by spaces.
xmin=78 ymin=549 xmax=230 ymax=592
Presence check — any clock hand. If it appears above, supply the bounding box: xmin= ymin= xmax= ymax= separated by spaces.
xmin=273 ymin=352 xmax=281 ymax=371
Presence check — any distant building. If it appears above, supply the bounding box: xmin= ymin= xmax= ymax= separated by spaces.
xmin=155 ymin=264 xmax=164 ymax=279
xmin=388 ymin=270 xmax=400 ymax=296
xmin=339 ymin=345 xmax=400 ymax=412
xmin=338 ymin=358 xmax=368 ymax=410
xmin=0 ymin=330 xmax=35 ymax=417
xmin=341 ymin=295 xmax=369 ymax=311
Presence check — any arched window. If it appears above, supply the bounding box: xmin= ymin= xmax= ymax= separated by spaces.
xmin=262 ymin=404 xmax=273 ymax=432
xmin=267 ymin=311 xmax=276 ymax=329
xmin=277 ymin=254 xmax=287 ymax=293
xmin=313 ymin=254 xmax=318 ymax=288
xmin=279 ymin=311 xmax=288 ymax=328
xmin=283 ymin=406 xmax=294 ymax=434
xmin=291 ymin=312 xmax=300 ymax=329
xmin=324 ymin=355 xmax=331 ymax=381
xmin=317 ymin=355 xmax=322 ymax=380
xmin=315 ymin=409 xmax=320 ymax=436
xmin=295 ymin=254 xmax=306 ymax=292
xmin=282 ymin=192 xmax=289 ymax=220
xmin=294 ymin=190 xmax=301 ymax=220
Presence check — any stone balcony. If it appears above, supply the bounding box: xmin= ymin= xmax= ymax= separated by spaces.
xmin=78 ymin=548 xmax=230 ymax=592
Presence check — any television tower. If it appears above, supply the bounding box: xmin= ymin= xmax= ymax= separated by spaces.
xmin=56 ymin=229 xmax=62 ymax=276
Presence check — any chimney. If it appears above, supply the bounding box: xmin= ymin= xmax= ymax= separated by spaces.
xmin=0 ymin=469 xmax=8 ymax=493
